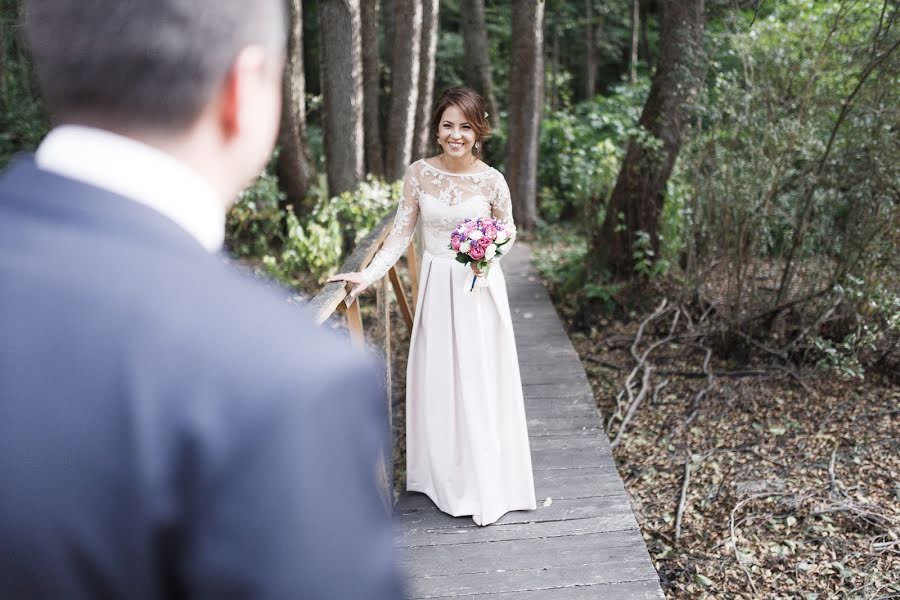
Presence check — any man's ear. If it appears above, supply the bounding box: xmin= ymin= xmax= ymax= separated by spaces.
xmin=218 ymin=46 xmax=268 ymax=139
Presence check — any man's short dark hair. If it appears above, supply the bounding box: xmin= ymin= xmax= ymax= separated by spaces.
xmin=25 ymin=0 xmax=286 ymax=131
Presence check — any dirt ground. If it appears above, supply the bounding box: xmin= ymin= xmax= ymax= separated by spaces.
xmin=561 ymin=310 xmax=900 ymax=599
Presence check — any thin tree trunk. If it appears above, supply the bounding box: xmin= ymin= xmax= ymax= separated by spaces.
xmin=383 ymin=0 xmax=395 ymax=76
xmin=585 ymin=0 xmax=596 ymax=99
xmin=550 ymin=20 xmax=560 ymax=112
xmin=361 ymin=0 xmax=385 ymax=176
xmin=0 ymin=4 xmax=7 ymax=100
xmin=640 ymin=0 xmax=651 ymax=62
xmin=630 ymin=0 xmax=640 ymax=83
xmin=277 ymin=0 xmax=315 ymax=213
xmin=319 ymin=0 xmax=365 ymax=196
xmin=589 ymin=0 xmax=706 ymax=280
xmin=506 ymin=0 xmax=544 ymax=233
xmin=384 ymin=0 xmax=421 ymax=180
xmin=460 ymin=0 xmax=499 ymax=130
xmin=412 ymin=0 xmax=439 ymax=161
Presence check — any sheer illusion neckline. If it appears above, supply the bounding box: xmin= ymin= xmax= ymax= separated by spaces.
xmin=419 ymin=158 xmax=496 ymax=178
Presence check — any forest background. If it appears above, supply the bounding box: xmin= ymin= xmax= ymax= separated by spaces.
xmin=2 ymin=0 xmax=898 ymax=597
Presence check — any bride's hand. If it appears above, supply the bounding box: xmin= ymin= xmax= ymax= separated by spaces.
xmin=469 ymin=262 xmax=484 ymax=277
xmin=327 ymin=272 xmax=369 ymax=299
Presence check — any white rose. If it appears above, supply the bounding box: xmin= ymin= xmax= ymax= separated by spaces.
xmin=468 ymin=230 xmax=483 ymax=241
xmin=495 ymin=230 xmax=508 ymax=244
xmin=485 ymin=244 xmax=497 ymax=260
xmin=459 ymin=240 xmax=471 ymax=253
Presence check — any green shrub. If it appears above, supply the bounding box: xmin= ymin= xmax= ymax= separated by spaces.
xmin=226 ymin=171 xmax=401 ymax=288
xmin=1 ymin=10 xmax=50 ymax=168
xmin=538 ymin=80 xmax=649 ymax=227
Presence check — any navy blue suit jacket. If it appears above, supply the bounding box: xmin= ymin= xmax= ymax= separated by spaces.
xmin=0 ymin=157 xmax=406 ymax=599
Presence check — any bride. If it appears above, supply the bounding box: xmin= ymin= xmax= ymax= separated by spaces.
xmin=329 ymin=87 xmax=536 ymax=526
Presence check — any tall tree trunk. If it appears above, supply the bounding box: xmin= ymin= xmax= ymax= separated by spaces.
xmin=382 ymin=0 xmax=395 ymax=76
xmin=319 ymin=0 xmax=365 ymax=196
xmin=639 ymin=0 xmax=651 ymax=62
xmin=277 ymin=0 xmax=315 ymax=213
xmin=506 ymin=0 xmax=544 ymax=233
xmin=589 ymin=0 xmax=706 ymax=280
xmin=630 ymin=0 xmax=640 ymax=83
xmin=460 ymin=0 xmax=499 ymax=130
xmin=361 ymin=0 xmax=385 ymax=176
xmin=384 ymin=0 xmax=421 ymax=180
xmin=0 ymin=9 xmax=7 ymax=101
xmin=584 ymin=0 xmax=596 ymax=99
xmin=412 ymin=0 xmax=439 ymax=161
xmin=550 ymin=19 xmax=560 ymax=112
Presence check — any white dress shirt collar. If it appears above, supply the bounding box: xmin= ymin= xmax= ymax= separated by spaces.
xmin=35 ymin=125 xmax=225 ymax=253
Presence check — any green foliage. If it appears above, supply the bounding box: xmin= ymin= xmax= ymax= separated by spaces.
xmin=532 ymin=225 xmax=587 ymax=294
xmin=538 ymin=79 xmax=649 ymax=226
xmin=812 ymin=278 xmax=900 ymax=380
xmin=226 ymin=171 xmax=401 ymax=287
xmin=675 ymin=0 xmax=900 ymax=376
xmin=532 ymin=224 xmax=621 ymax=314
xmin=1 ymin=6 xmax=50 ymax=168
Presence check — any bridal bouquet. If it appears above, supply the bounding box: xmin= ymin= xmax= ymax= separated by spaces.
xmin=450 ymin=217 xmax=515 ymax=291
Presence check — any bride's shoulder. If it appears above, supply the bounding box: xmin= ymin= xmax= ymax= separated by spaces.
xmin=415 ymin=156 xmax=437 ymax=167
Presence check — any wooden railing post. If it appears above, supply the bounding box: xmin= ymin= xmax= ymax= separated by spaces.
xmin=373 ymin=276 xmax=394 ymax=511
xmin=339 ymin=298 xmax=365 ymax=350
xmin=406 ymin=244 xmax=420 ymax=313
xmin=388 ymin=267 xmax=414 ymax=331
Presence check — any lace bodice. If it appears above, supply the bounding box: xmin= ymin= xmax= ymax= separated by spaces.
xmin=360 ymin=159 xmax=515 ymax=285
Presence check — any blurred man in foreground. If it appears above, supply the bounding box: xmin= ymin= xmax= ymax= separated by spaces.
xmin=0 ymin=1 xmax=405 ymax=598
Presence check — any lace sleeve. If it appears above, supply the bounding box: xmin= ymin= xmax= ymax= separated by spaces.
xmin=490 ymin=173 xmax=516 ymax=259
xmin=359 ymin=164 xmax=420 ymax=285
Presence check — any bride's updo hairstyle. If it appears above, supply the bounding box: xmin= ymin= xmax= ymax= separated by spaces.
xmin=431 ymin=86 xmax=492 ymax=158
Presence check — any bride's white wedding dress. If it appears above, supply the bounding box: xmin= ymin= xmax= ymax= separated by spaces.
xmin=360 ymin=158 xmax=537 ymax=526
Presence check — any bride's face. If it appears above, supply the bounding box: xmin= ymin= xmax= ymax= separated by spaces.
xmin=438 ymin=104 xmax=477 ymax=159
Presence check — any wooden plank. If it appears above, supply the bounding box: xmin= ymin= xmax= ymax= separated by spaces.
xmin=413 ymin=579 xmax=665 ymax=600
xmin=399 ymin=526 xmax=647 ymax=573
xmin=396 ymin=507 xmax=638 ymax=548
xmin=395 ymin=494 xmax=630 ymax=530
xmin=526 ymin=414 xmax=602 ymax=435
xmin=532 ymin=465 xmax=627 ymax=499
xmin=401 ymin=531 xmax=659 ymax=596
xmin=523 ymin=385 xmax=596 ymax=402
xmin=396 ymin=467 xmax=626 ymax=518
xmin=524 ymin=404 xmax=602 ymax=419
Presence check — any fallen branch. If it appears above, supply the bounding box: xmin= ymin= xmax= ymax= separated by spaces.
xmin=610 ymin=365 xmax=653 ymax=449
xmin=828 ymin=443 xmax=841 ymax=498
xmin=675 ymin=456 xmax=692 ymax=543
xmin=684 ymin=343 xmax=714 ymax=428
xmin=730 ymin=495 xmax=761 ymax=595
xmin=655 ymin=368 xmax=771 ymax=378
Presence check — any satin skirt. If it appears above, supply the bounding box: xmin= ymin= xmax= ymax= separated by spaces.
xmin=405 ymin=251 xmax=537 ymax=526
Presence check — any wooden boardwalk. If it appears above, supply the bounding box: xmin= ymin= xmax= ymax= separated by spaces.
xmin=393 ymin=244 xmax=664 ymax=599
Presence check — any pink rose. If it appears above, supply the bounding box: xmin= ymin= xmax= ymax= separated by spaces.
xmin=477 ymin=236 xmax=492 ymax=248
xmin=469 ymin=245 xmax=486 ymax=261
xmin=451 ymin=236 xmax=461 ymax=251
xmin=482 ymin=224 xmax=498 ymax=239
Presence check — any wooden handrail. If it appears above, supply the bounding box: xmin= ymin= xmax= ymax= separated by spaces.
xmin=308 ymin=209 xmax=397 ymax=325
xmin=307 ymin=206 xmax=420 ymax=512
